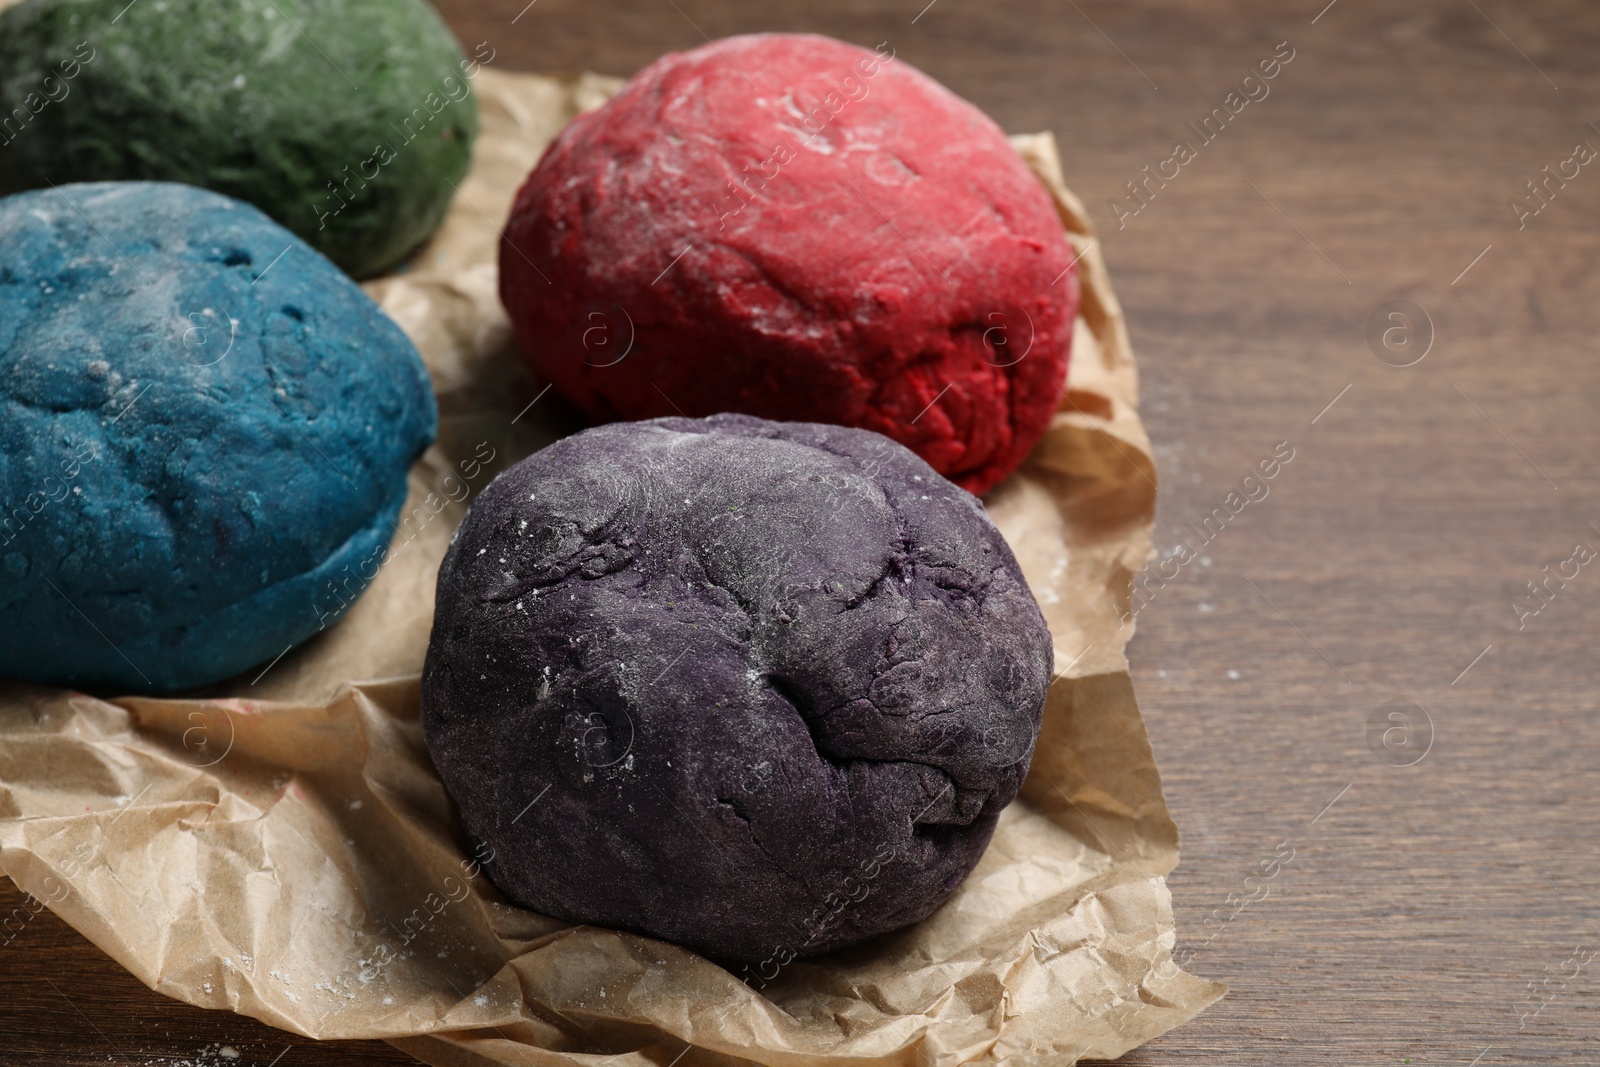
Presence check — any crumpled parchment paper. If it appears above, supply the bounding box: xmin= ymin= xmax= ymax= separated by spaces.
xmin=0 ymin=67 xmax=1224 ymax=1066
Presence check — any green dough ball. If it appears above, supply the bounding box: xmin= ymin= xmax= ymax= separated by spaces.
xmin=0 ymin=0 xmax=480 ymax=278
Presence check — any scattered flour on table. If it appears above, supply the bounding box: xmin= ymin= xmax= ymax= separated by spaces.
xmin=134 ymin=1044 xmax=244 ymax=1067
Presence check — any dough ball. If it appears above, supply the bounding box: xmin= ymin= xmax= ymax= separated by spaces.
xmin=422 ymin=414 xmax=1052 ymax=962
xmin=500 ymin=33 xmax=1078 ymax=496
xmin=0 ymin=182 xmax=437 ymax=693
xmin=0 ymin=0 xmax=480 ymax=279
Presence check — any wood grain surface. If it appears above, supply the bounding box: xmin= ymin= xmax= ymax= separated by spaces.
xmin=4 ymin=1 xmax=1598 ymax=1063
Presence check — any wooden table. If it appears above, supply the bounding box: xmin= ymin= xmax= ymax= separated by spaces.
xmin=5 ymin=1 xmax=1598 ymax=1063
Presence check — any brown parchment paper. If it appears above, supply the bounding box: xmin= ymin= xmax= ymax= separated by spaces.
xmin=0 ymin=68 xmax=1223 ymax=1066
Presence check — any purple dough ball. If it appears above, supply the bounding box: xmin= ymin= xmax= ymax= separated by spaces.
xmin=421 ymin=414 xmax=1051 ymax=962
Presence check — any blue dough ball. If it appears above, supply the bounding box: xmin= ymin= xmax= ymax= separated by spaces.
xmin=0 ymin=181 xmax=437 ymax=694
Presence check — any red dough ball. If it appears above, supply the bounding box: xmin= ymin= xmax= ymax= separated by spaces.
xmin=500 ymin=33 xmax=1078 ymax=495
